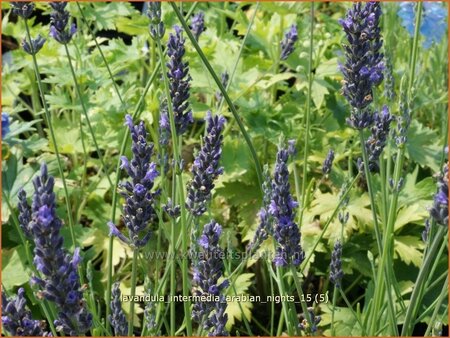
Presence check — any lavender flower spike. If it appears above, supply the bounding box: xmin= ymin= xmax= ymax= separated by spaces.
xmin=190 ymin=12 xmax=206 ymax=41
xmin=186 ymin=112 xmax=226 ymax=216
xmin=192 ymin=220 xmax=229 ymax=336
xmin=2 ymin=288 xmax=49 ymax=336
xmin=22 ymin=35 xmax=46 ymax=55
xmin=330 ymin=240 xmax=343 ymax=288
xmin=109 ymin=283 xmax=128 ymax=336
xmin=10 ymin=2 xmax=35 ymax=19
xmin=108 ymin=115 xmax=159 ymax=248
xmin=340 ymin=2 xmax=384 ymax=128
xmin=147 ymin=1 xmax=165 ymax=40
xmin=429 ymin=163 xmax=448 ymax=226
xmin=270 ymin=144 xmax=304 ymax=266
xmin=17 ymin=188 xmax=32 ymax=239
xmin=167 ymin=26 xmax=193 ymax=135
xmin=280 ymin=24 xmax=298 ymax=61
xmin=29 ymin=163 xmax=92 ymax=335
xmin=322 ymin=149 xmax=335 ymax=175
xmin=49 ymin=2 xmax=76 ymax=44
xmin=365 ymin=106 xmax=393 ymax=173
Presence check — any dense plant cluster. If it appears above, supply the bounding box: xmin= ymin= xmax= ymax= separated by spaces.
xmin=1 ymin=1 xmax=448 ymax=337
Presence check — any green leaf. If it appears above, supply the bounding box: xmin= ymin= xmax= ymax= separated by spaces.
xmin=2 ymin=247 xmax=30 ymax=291
xmin=225 ymin=273 xmax=254 ymax=330
xmin=394 ymin=236 xmax=424 ymax=267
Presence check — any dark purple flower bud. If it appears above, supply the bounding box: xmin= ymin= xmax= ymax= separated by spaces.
xmin=17 ymin=189 xmax=32 ymax=239
xmin=167 ymin=26 xmax=193 ymax=135
xmin=364 ymin=106 xmax=393 ymax=172
xmin=49 ymin=2 xmax=76 ymax=44
xmin=330 ymin=240 xmax=343 ymax=288
xmin=287 ymin=139 xmax=297 ymax=157
xmin=322 ymin=149 xmax=335 ymax=175
xmin=422 ymin=218 xmax=431 ymax=242
xmin=339 ymin=2 xmax=384 ymax=126
xmin=280 ymin=24 xmax=298 ymax=61
xmin=109 ymin=282 xmax=128 ymax=336
xmin=109 ymin=115 xmax=159 ymax=248
xmin=186 ymin=112 xmax=226 ymax=216
xmin=27 ymin=163 xmax=92 ymax=335
xmin=270 ymin=144 xmax=304 ymax=266
xmin=346 ymin=109 xmax=374 ymax=130
xmin=147 ymin=1 xmax=165 ymax=39
xmin=21 ymin=35 xmax=46 ymax=55
xmin=299 ymin=308 xmax=321 ymax=335
xmin=1 ymin=288 xmax=49 ymax=336
xmin=192 ymin=220 xmax=228 ymax=336
xmin=429 ymin=163 xmax=448 ymax=226
xmin=162 ymin=198 xmax=181 ymax=218
xmin=215 ymin=71 xmax=229 ymax=102
xmin=190 ymin=12 xmax=205 ymax=41
xmin=10 ymin=2 xmax=35 ymax=19
xmin=144 ymin=288 xmax=158 ymax=336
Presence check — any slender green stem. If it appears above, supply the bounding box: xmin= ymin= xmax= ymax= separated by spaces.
xmin=63 ymin=43 xmax=114 ymax=189
xmin=331 ymin=285 xmax=338 ymax=336
xmin=24 ymin=19 xmax=77 ymax=249
xmin=299 ymin=2 xmax=315 ymax=225
xmin=424 ymin=275 xmax=448 ymax=337
xmin=407 ymin=2 xmax=423 ymax=100
xmin=171 ymin=2 xmax=263 ymax=190
xmin=275 ymin=267 xmax=294 ymax=336
xmin=290 ymin=265 xmax=313 ymax=331
xmin=128 ymin=250 xmax=139 ymax=336
xmin=401 ymin=226 xmax=447 ymax=336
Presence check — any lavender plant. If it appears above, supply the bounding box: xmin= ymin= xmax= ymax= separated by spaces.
xmin=109 ymin=283 xmax=128 ymax=336
xmin=166 ymin=26 xmax=193 ymax=135
xmin=28 ymin=163 xmax=92 ymax=335
xmin=192 ymin=220 xmax=229 ymax=336
xmin=190 ymin=12 xmax=206 ymax=41
xmin=108 ymin=115 xmax=159 ymax=247
xmin=270 ymin=145 xmax=303 ymax=267
xmin=49 ymin=2 xmax=76 ymax=44
xmin=186 ymin=112 xmax=226 ymax=217
xmin=1 ymin=288 xmax=49 ymax=336
xmin=340 ymin=1 xmax=384 ymax=128
xmin=280 ymin=24 xmax=298 ymax=61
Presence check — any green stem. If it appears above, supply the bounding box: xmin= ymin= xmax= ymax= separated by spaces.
xmin=128 ymin=250 xmax=139 ymax=336
xmin=401 ymin=226 xmax=447 ymax=336
xmin=155 ymin=35 xmax=192 ymax=335
xmin=170 ymin=2 xmax=263 ymax=190
xmin=407 ymin=2 xmax=423 ymax=100
xmin=275 ymin=267 xmax=294 ymax=336
xmin=24 ymin=19 xmax=77 ymax=250
xmin=331 ymin=285 xmax=337 ymax=336
xmin=63 ymin=43 xmax=114 ymax=189
xmin=290 ymin=265 xmax=314 ymax=332
xmin=299 ymin=2 xmax=315 ymax=225
xmin=424 ymin=275 xmax=448 ymax=337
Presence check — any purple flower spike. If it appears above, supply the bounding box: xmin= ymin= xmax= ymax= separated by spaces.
xmin=271 ymin=144 xmax=304 ymax=267
xmin=192 ymin=220 xmax=228 ymax=336
xmin=280 ymin=24 xmax=298 ymax=61
xmin=330 ymin=240 xmax=344 ymax=288
xmin=49 ymin=2 xmax=76 ymax=44
xmin=186 ymin=112 xmax=226 ymax=216
xmin=109 ymin=283 xmax=128 ymax=336
xmin=10 ymin=2 xmax=35 ymax=19
xmin=2 ymin=288 xmax=50 ymax=336
xmin=322 ymin=149 xmax=335 ymax=175
xmin=190 ymin=12 xmax=205 ymax=41
xmin=109 ymin=115 xmax=159 ymax=248
xmin=167 ymin=26 xmax=193 ymax=135
xmin=364 ymin=106 xmax=393 ymax=173
xmin=429 ymin=163 xmax=448 ymax=226
xmin=339 ymin=2 xmax=384 ymax=127
xmin=28 ymin=163 xmax=92 ymax=335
